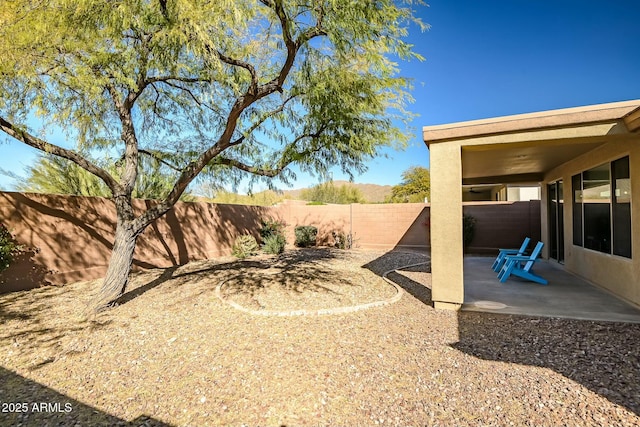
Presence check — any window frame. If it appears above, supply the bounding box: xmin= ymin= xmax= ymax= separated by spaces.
xmin=571 ymin=155 xmax=632 ymax=259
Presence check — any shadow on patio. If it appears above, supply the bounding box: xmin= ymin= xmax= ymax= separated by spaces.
xmin=462 ymin=256 xmax=640 ymax=323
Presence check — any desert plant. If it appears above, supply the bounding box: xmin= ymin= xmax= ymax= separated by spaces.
xmin=259 ymin=217 xmax=286 ymax=241
xmin=294 ymin=226 xmax=318 ymax=248
xmin=232 ymin=234 xmax=260 ymax=259
xmin=463 ymin=214 xmax=477 ymax=249
xmin=0 ymin=224 xmax=22 ymax=274
xmin=332 ymin=231 xmax=353 ymax=250
xmin=262 ymin=234 xmax=286 ymax=255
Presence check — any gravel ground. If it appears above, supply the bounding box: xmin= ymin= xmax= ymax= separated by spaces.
xmin=0 ymin=248 xmax=639 ymax=427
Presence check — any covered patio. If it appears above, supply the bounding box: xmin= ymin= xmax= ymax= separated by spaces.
xmin=423 ymin=99 xmax=640 ymax=316
xmin=462 ymin=256 xmax=640 ymax=323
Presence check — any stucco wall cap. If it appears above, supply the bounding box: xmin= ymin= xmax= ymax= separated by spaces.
xmin=423 ymin=99 xmax=640 ymax=145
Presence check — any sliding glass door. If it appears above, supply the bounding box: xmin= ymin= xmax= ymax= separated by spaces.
xmin=548 ymin=181 xmax=565 ymax=263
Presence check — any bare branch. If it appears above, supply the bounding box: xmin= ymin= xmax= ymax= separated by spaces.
xmin=0 ymin=116 xmax=120 ymax=192
xmin=146 ymin=75 xmax=207 ymax=85
xmin=138 ymin=149 xmax=183 ymax=171
xmin=230 ymin=94 xmax=298 ymax=145
xmin=215 ymin=51 xmax=258 ymax=95
xmin=214 ymin=157 xmax=281 ymax=177
xmin=157 ymin=79 xmax=216 ymax=111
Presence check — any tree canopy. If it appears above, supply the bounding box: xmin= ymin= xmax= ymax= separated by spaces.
xmin=15 ymin=154 xmax=194 ymax=200
xmin=300 ymin=182 xmax=366 ymax=204
xmin=0 ymin=0 xmax=426 ymax=310
xmin=387 ymin=166 xmax=430 ymax=203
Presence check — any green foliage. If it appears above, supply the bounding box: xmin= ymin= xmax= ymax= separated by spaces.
xmin=15 ymin=155 xmax=110 ymax=197
xmin=294 ymin=225 xmax=318 ymax=248
xmin=306 ymin=201 xmax=325 ymax=206
xmin=204 ymin=189 xmax=285 ymax=206
xmin=332 ymin=230 xmax=353 ymax=250
xmin=259 ymin=217 xmax=286 ymax=254
xmin=0 ymin=0 xmax=425 ymax=197
xmin=232 ymin=234 xmax=260 ymax=259
xmin=16 ymin=154 xmax=193 ymax=200
xmin=463 ymin=214 xmax=477 ymax=248
xmin=262 ymin=234 xmax=286 ymax=255
xmin=300 ymin=182 xmax=366 ymax=204
xmin=387 ymin=166 xmax=431 ymax=203
xmin=0 ymin=0 xmax=426 ymax=308
xmin=259 ymin=217 xmax=286 ymax=241
xmin=0 ymin=224 xmax=22 ymax=274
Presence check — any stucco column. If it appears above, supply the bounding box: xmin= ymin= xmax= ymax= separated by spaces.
xmin=429 ymin=142 xmax=464 ymax=310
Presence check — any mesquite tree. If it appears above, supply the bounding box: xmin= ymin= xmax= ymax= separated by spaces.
xmin=0 ymin=0 xmax=425 ymax=311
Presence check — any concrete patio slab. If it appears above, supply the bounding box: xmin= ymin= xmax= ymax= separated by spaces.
xmin=462 ymin=256 xmax=640 ymax=323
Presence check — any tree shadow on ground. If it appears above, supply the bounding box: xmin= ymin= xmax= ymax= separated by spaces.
xmin=114 ymin=248 xmax=342 ymax=307
xmin=362 ymin=251 xmax=432 ymax=306
xmin=0 ymin=286 xmax=114 ymax=366
xmin=0 ymin=366 xmax=173 ymax=427
xmin=453 ymin=311 xmax=640 ymax=416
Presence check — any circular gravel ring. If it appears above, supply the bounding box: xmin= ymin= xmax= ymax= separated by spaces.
xmin=215 ymin=252 xmax=430 ymax=317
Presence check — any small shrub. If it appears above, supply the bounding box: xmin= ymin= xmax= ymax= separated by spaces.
xmin=332 ymin=231 xmax=353 ymax=250
xmin=0 ymin=224 xmax=21 ymax=274
xmin=294 ymin=225 xmax=317 ymax=248
xmin=463 ymin=214 xmax=477 ymax=248
xmin=262 ymin=234 xmax=286 ymax=255
xmin=232 ymin=234 xmax=260 ymax=259
xmin=259 ymin=217 xmax=286 ymax=241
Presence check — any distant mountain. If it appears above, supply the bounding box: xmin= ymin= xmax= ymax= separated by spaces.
xmin=283 ymin=180 xmax=393 ymax=203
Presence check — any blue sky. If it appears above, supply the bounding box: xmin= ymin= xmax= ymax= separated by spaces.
xmin=2 ymin=0 xmax=640 ymax=192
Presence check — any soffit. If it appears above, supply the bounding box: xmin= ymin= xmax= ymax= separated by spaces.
xmin=461 ymin=139 xmax=605 ymax=184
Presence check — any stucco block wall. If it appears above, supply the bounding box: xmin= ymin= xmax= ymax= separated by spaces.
xmin=543 ymin=136 xmax=640 ymax=307
xmin=464 ymin=201 xmax=541 ymax=254
xmin=351 ymin=203 xmax=430 ymax=250
xmin=273 ymin=201 xmax=430 ymax=250
xmin=275 ymin=201 xmax=350 ymax=246
xmin=0 ymin=192 xmax=538 ymax=294
xmin=0 ymin=192 xmax=269 ymax=292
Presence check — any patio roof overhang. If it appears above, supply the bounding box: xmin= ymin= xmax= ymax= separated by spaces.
xmin=423 ymin=99 xmax=640 ymax=185
xmin=422 ymin=99 xmax=640 ymax=311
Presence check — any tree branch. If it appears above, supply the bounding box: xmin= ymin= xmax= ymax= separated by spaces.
xmin=230 ymin=94 xmax=298 ymax=145
xmin=131 ymin=1 xmax=329 ymax=231
xmin=215 ymin=51 xmax=258 ymax=96
xmin=0 ymin=116 xmax=120 ymax=191
xmin=138 ymin=149 xmax=183 ymax=172
xmin=214 ymin=157 xmax=281 ymax=177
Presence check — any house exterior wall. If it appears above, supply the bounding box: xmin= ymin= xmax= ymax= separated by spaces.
xmin=543 ymin=136 xmax=640 ymax=307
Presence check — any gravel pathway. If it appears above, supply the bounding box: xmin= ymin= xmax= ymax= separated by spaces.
xmin=0 ymin=248 xmax=639 ymax=426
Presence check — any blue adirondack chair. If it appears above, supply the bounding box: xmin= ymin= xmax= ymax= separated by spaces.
xmin=491 ymin=237 xmax=531 ymax=272
xmin=497 ymin=241 xmax=548 ymax=285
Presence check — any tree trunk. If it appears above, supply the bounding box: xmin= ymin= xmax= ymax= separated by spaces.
xmin=92 ymin=217 xmax=138 ymax=312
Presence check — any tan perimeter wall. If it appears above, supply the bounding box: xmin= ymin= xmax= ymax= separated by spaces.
xmin=463 ymin=200 xmax=541 ymax=255
xmin=0 ymin=193 xmax=539 ymax=293
xmin=276 ymin=201 xmax=431 ymax=251
xmin=0 ymin=192 xmax=270 ymax=292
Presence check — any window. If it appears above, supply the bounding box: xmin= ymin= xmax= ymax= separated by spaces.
xmin=572 ymin=156 xmax=632 ymax=258
xmin=572 ymin=173 xmax=582 ymax=246
xmin=612 ymin=157 xmax=632 ymax=257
